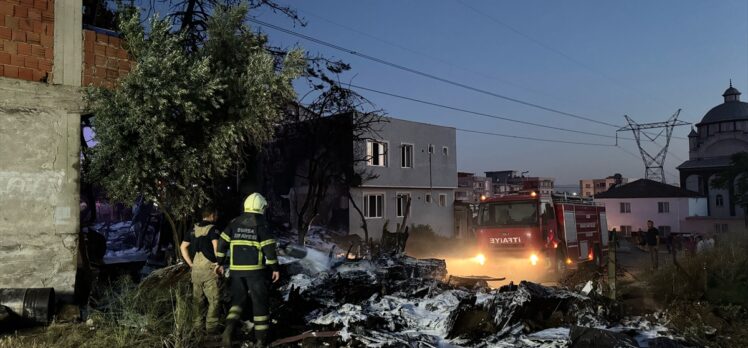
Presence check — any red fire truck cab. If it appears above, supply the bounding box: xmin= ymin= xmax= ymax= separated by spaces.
xmin=474 ymin=192 xmax=609 ymax=270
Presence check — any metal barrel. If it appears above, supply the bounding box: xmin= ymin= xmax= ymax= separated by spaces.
xmin=0 ymin=288 xmax=55 ymax=324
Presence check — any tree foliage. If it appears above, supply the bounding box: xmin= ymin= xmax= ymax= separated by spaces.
xmin=85 ymin=5 xmax=304 ymax=221
xmin=712 ymin=151 xmax=748 ymax=214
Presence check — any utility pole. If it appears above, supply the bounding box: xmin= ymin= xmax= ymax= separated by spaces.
xmin=617 ymin=110 xmax=689 ymax=183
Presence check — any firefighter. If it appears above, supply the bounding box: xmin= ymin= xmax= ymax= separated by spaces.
xmin=179 ymin=206 xmax=221 ymax=334
xmin=215 ymin=193 xmax=279 ymax=347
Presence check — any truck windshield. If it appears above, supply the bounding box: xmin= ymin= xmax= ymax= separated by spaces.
xmin=479 ymin=202 xmax=538 ymax=227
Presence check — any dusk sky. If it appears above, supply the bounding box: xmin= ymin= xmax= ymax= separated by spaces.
xmin=149 ymin=1 xmax=748 ymax=185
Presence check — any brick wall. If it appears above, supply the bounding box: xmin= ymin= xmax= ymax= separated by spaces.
xmin=82 ymin=29 xmax=131 ymax=88
xmin=0 ymin=0 xmax=54 ymax=82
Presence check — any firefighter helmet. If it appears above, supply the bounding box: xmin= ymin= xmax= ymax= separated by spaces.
xmin=243 ymin=193 xmax=268 ymax=214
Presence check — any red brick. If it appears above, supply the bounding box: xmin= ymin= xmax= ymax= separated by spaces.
xmin=4 ymin=65 xmax=18 ymax=78
xmin=0 ymin=3 xmax=13 ymax=16
xmin=106 ymin=57 xmax=118 ymax=69
xmin=0 ymin=13 xmax=5 ymax=27
xmin=11 ymin=29 xmax=25 ymax=41
xmin=84 ymin=30 xmax=95 ymax=44
xmin=94 ymin=67 xmax=105 ymax=78
xmin=26 ymin=31 xmax=39 ymax=44
xmin=0 ymin=26 xmax=10 ymax=40
xmin=105 ymin=46 xmax=116 ymax=57
xmin=32 ymin=19 xmax=43 ymax=33
xmin=84 ymin=37 xmax=94 ymax=53
xmin=82 ymin=75 xmax=91 ymax=86
xmin=20 ymin=0 xmax=34 ymax=6
xmin=0 ymin=65 xmax=3 ymax=77
xmin=39 ymin=33 xmax=51 ymax=47
xmin=118 ymin=69 xmax=128 ymax=77
xmin=38 ymin=59 xmax=51 ymax=71
xmin=31 ymin=44 xmax=44 ymax=57
xmin=94 ymin=44 xmax=105 ymax=55
xmin=84 ymin=49 xmax=93 ymax=64
xmin=5 ymin=16 xmax=18 ymax=29
xmin=33 ymin=0 xmax=46 ymax=11
xmin=14 ymin=5 xmax=28 ymax=18
xmin=43 ymin=46 xmax=51 ymax=59
xmin=94 ymin=54 xmax=105 ymax=66
xmin=17 ymin=42 xmax=30 ymax=55
xmin=41 ymin=10 xmax=52 ymax=21
xmin=106 ymin=68 xmax=117 ymax=79
xmin=10 ymin=54 xmax=22 ymax=66
xmin=109 ymin=36 xmax=121 ymax=47
xmin=4 ymin=41 xmax=16 ymax=54
xmin=0 ymin=52 xmax=10 ymax=65
xmin=18 ymin=66 xmax=32 ymax=80
xmin=18 ymin=18 xmax=32 ymax=31
xmin=96 ymin=33 xmax=108 ymax=44
xmin=117 ymin=48 xmax=129 ymax=60
xmin=32 ymin=68 xmax=44 ymax=81
xmin=117 ymin=59 xmax=130 ymax=70
xmin=28 ymin=8 xmax=40 ymax=20
xmin=24 ymin=55 xmax=37 ymax=68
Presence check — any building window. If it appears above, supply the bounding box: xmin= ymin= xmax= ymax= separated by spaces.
xmin=442 ymin=146 xmax=448 ymax=156
xmin=366 ymin=140 xmax=387 ymax=167
xmin=716 ymin=194 xmax=724 ymax=207
xmin=585 ymin=184 xmax=591 ymax=188
xmin=658 ymin=202 xmax=670 ymax=213
xmin=363 ymin=193 xmax=384 ymax=219
xmin=658 ymin=226 xmax=671 ymax=235
xmin=396 ymin=193 xmax=410 ymax=218
xmin=400 ymin=144 xmax=413 ymax=168
xmin=620 ymin=225 xmax=632 ymax=237
xmin=620 ymin=202 xmax=631 ymax=213
xmin=425 ymin=193 xmax=432 ymax=204
xmin=439 ymin=193 xmax=447 ymax=207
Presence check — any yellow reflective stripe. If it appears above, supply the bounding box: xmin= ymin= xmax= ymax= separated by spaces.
xmin=259 ymin=239 xmax=276 ymax=247
xmin=232 ymin=240 xmax=261 ymax=247
xmin=254 ymin=324 xmax=269 ymax=331
xmin=220 ymin=232 xmax=231 ymax=242
xmin=227 ymin=306 xmax=242 ymax=320
xmin=230 ymin=265 xmax=265 ymax=271
xmin=253 ymin=316 xmax=269 ymax=321
xmin=265 ymin=259 xmax=277 ymax=265
xmin=215 ymin=251 xmax=225 ymax=257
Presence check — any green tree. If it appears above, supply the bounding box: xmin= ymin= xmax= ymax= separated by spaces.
xmin=85 ymin=5 xmax=304 ymax=249
xmin=712 ymin=152 xmax=748 ymax=226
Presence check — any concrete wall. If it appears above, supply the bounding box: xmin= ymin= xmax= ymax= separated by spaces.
xmin=349 ymin=187 xmax=455 ymax=240
xmin=0 ymin=76 xmax=82 ymax=293
xmin=358 ymin=117 xmax=457 ymax=189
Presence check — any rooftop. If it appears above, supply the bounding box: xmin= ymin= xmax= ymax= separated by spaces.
xmin=595 ymin=179 xmax=702 ymax=199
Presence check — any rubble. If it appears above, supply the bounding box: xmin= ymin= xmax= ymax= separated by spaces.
xmin=269 ymin=233 xmax=693 ymax=348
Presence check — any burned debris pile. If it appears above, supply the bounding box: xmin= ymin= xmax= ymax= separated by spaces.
xmin=271 ymin=233 xmax=684 ymax=348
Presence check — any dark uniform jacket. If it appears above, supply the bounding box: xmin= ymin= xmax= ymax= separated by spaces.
xmin=216 ymin=213 xmax=278 ymax=277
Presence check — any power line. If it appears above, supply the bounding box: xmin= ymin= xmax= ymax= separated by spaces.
xmin=348 ymin=83 xmax=630 ymax=140
xmin=457 ymin=128 xmax=616 ymax=147
xmin=247 ymin=17 xmax=622 ymax=128
xmin=453 ymin=0 xmax=690 ymax=122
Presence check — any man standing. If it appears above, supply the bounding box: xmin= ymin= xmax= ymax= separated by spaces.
xmin=645 ymin=220 xmax=660 ymax=270
xmin=180 ymin=207 xmax=221 ymax=334
xmin=216 ymin=193 xmax=279 ymax=348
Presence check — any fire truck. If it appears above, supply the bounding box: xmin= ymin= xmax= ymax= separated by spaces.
xmin=474 ymin=191 xmax=608 ymax=271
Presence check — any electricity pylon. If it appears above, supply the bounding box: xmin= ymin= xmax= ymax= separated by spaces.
xmin=617 ymin=110 xmax=689 ymax=183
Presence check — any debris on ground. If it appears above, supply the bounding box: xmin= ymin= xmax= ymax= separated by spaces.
xmin=268 ymin=232 xmax=687 ymax=347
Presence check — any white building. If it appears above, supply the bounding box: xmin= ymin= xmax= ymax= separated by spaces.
xmin=349 ymin=117 xmax=457 ymax=239
xmin=580 ymin=175 xmax=630 ymax=198
xmin=595 ymin=179 xmax=707 ymax=236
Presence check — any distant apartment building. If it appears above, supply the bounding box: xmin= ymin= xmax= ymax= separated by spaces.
xmin=595 ymin=179 xmax=707 ymax=236
xmin=266 ymin=114 xmax=457 ymax=239
xmin=484 ymin=170 xmax=554 ymax=196
xmin=456 ymin=172 xmax=493 ymax=203
xmin=580 ymin=175 xmax=629 ymax=197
